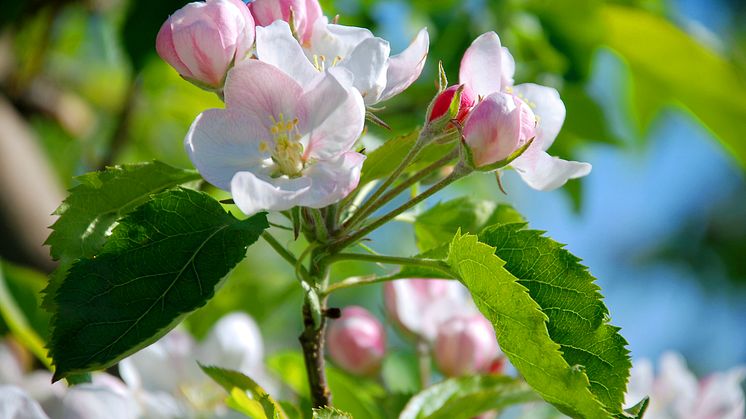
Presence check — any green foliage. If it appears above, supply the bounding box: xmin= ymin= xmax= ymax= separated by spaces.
xmin=603 ymin=4 xmax=746 ymax=167
xmin=44 ymin=161 xmax=201 ymax=310
xmin=48 ymin=188 xmax=268 ymax=381
xmin=480 ymin=224 xmax=631 ymax=412
xmin=624 ymin=396 xmax=650 ymax=419
xmin=381 ymin=350 xmax=421 ymax=394
xmin=200 ymin=364 xmax=286 ymax=419
xmin=313 ymin=407 xmax=353 ymax=419
xmin=414 ymin=198 xmax=524 ymax=251
xmin=446 ymin=231 xmax=610 ymax=418
xmin=398 ymin=375 xmax=540 ymax=419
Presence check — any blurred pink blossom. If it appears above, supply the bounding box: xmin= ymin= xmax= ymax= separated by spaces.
xmin=327 ymin=306 xmax=386 ymax=376
xmin=433 ymin=314 xmax=502 ymax=377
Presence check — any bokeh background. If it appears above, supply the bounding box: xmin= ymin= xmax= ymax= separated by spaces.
xmin=1 ymin=0 xmax=745 ymax=386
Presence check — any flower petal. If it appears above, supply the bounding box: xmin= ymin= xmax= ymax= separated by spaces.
xmin=511 ymin=149 xmax=591 ymax=191
xmin=309 ymin=17 xmax=374 ymax=62
xmin=379 ymin=28 xmax=429 ymax=102
xmin=0 ymin=386 xmax=50 ymax=419
xmin=301 ymin=68 xmax=365 ymax=160
xmin=339 ymin=37 xmax=390 ymax=104
xmin=460 ymin=32 xmax=503 ymax=98
xmin=463 ymin=92 xmax=521 ymax=167
xmin=185 ymin=109 xmax=268 ymax=190
xmin=297 ymin=152 xmax=365 ymax=208
xmin=501 ymin=46 xmax=515 ymax=87
xmin=511 ymin=83 xmax=565 ymax=151
xmin=256 ymin=20 xmax=318 ymax=86
xmin=155 ymin=20 xmax=194 ymax=79
xmin=231 ymin=170 xmax=312 ymax=215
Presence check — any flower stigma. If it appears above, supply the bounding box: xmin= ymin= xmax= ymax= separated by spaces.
xmin=264 ymin=113 xmax=305 ymax=177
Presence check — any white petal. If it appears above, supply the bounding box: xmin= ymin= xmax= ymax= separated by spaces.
xmin=296 ymin=152 xmax=365 ymax=208
xmin=196 ymin=312 xmax=264 ymax=373
xmin=231 ymin=170 xmax=313 ymax=215
xmin=511 ymin=149 xmax=591 ymax=191
xmin=301 ymin=68 xmax=365 ymax=160
xmin=460 ymin=32 xmax=503 ymax=98
xmin=501 ymin=47 xmax=515 ymax=87
xmin=511 ymin=83 xmax=566 ymax=151
xmin=185 ymin=109 xmax=268 ymax=190
xmin=0 ymin=386 xmax=50 ymax=419
xmin=379 ymin=28 xmax=429 ymax=102
xmin=340 ymin=37 xmax=390 ymax=104
xmin=308 ymin=17 xmax=374 ymax=62
xmin=256 ymin=20 xmax=319 ymax=86
xmin=62 ymin=383 xmax=140 ymax=419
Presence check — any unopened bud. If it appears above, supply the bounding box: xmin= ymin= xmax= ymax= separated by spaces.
xmin=156 ymin=0 xmax=255 ymax=91
xmin=434 ymin=314 xmax=501 ymax=377
xmin=249 ymin=0 xmax=322 ymax=44
xmin=327 ymin=306 xmax=386 ymax=376
xmin=427 ymin=84 xmax=476 ymax=123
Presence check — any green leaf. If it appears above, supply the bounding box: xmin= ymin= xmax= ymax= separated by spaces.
xmin=480 ymin=224 xmax=631 ymax=413
xmin=398 ymin=375 xmax=540 ymax=419
xmin=446 ymin=231 xmax=609 ymax=418
xmin=48 ymin=188 xmax=268 ymax=381
xmin=602 ymin=5 xmax=746 ymax=167
xmin=622 ymin=397 xmax=649 ymax=419
xmin=313 ymin=407 xmax=353 ymax=419
xmin=414 ymin=199 xmax=524 ymax=251
xmin=44 ymin=161 xmax=201 ymax=310
xmin=200 ymin=364 xmax=286 ymax=419
xmin=381 ymin=350 xmax=421 ymax=394
xmin=359 ymin=131 xmax=455 ymax=186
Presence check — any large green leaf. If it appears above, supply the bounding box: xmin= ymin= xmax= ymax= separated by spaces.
xmin=398 ymin=375 xmax=540 ymax=419
xmin=446 ymin=232 xmax=610 ymax=418
xmin=480 ymin=224 xmax=631 ymax=413
xmin=48 ymin=188 xmax=268 ymax=381
xmin=44 ymin=161 xmax=201 ymax=310
xmin=602 ymin=5 xmax=746 ymax=167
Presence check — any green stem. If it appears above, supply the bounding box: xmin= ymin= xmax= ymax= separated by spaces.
xmin=300 ymin=248 xmax=331 ymax=408
xmin=345 ymin=148 xmax=458 ymax=229
xmin=261 ymin=232 xmax=310 ymax=282
xmin=328 ymin=253 xmax=451 ymax=273
xmin=330 ymin=163 xmax=472 ymax=253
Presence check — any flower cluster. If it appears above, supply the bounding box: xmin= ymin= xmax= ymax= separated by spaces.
xmin=325 ymin=279 xmax=503 ymax=379
xmin=157 ymin=0 xmax=588 ymax=217
xmin=0 ymin=313 xmax=268 ymax=419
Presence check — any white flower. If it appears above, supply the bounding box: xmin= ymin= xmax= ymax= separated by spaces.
xmin=255 ymin=19 xmax=429 ymax=105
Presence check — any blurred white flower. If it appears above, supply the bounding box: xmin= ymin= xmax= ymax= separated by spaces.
xmin=625 ymin=352 xmax=746 ymax=419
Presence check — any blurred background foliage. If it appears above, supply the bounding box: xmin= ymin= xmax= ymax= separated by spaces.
xmin=1 ymin=0 xmax=745 ymax=394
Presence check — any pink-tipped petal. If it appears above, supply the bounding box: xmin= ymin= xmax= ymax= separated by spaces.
xmin=511 ymin=83 xmax=566 ymax=151
xmin=460 ymin=32 xmax=503 ymax=98
xmin=379 ymin=27 xmax=430 ymax=102
xmin=231 ymin=170 xmax=312 ymax=215
xmin=463 ymin=92 xmax=522 ymax=167
xmin=155 ymin=20 xmax=193 ymax=79
xmin=298 ymin=152 xmax=365 ymax=208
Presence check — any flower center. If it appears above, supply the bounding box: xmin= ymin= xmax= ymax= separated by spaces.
xmin=312 ymin=54 xmax=343 ymax=71
xmin=262 ymin=114 xmax=305 ymax=178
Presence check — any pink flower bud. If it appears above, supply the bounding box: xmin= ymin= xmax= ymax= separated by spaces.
xmin=383 ymin=279 xmax=469 ymax=342
xmin=156 ymin=0 xmax=255 ymax=89
xmin=427 ymin=84 xmax=476 ymax=123
xmin=327 ymin=306 xmax=386 ymax=376
xmin=434 ymin=314 xmax=502 ymax=377
xmin=249 ymin=0 xmax=322 ymax=44
xmin=462 ymin=92 xmax=536 ymax=168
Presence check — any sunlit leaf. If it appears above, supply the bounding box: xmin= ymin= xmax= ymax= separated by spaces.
xmin=200 ymin=364 xmax=286 ymax=419
xmin=48 ymin=188 xmax=268 ymax=381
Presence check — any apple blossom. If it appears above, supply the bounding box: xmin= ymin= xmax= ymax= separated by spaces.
xmin=383 ymin=278 xmax=473 ymax=342
xmin=255 ymin=19 xmax=429 ymax=105
xmin=248 ymin=0 xmax=322 ymax=45
xmin=625 ymin=352 xmax=746 ymax=419
xmin=0 ymin=386 xmax=49 ymax=419
xmin=327 ymin=306 xmax=386 ymax=376
xmin=458 ymin=32 xmax=591 ymax=190
xmin=433 ymin=314 xmax=502 ymax=377
xmin=156 ymin=0 xmax=255 ymax=90
xmin=185 ymin=58 xmax=365 ymax=215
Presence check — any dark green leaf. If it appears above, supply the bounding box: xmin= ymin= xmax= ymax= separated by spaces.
xmin=200 ymin=364 xmax=286 ymax=419
xmin=49 ymin=188 xmax=268 ymax=381
xmin=446 ymin=232 xmax=609 ymax=418
xmin=621 ymin=397 xmax=649 ymax=419
xmin=480 ymin=224 xmax=631 ymax=413
xmin=398 ymin=375 xmax=540 ymax=419
xmin=44 ymin=161 xmax=201 ymax=310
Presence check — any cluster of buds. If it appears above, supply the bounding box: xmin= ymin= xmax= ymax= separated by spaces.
xmin=325 ymin=279 xmax=504 ymax=379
